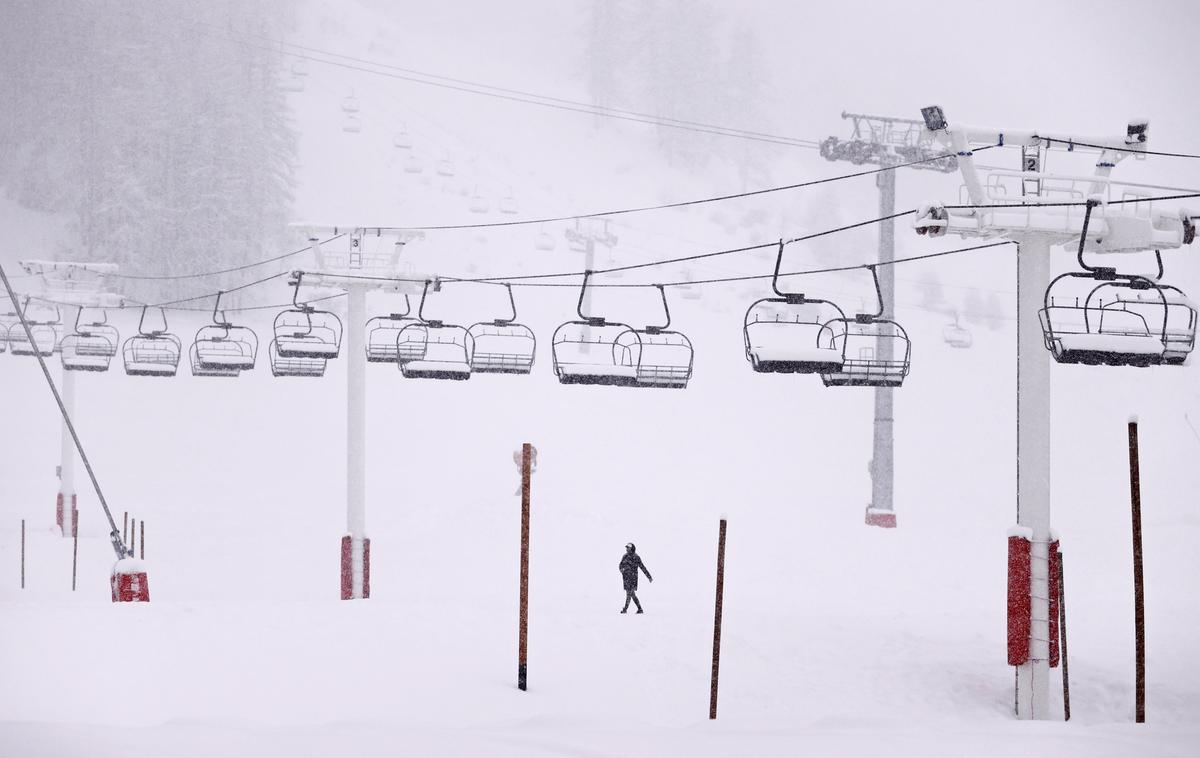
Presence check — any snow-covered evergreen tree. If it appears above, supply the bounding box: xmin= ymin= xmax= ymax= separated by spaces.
xmin=0 ymin=0 xmax=297 ymax=301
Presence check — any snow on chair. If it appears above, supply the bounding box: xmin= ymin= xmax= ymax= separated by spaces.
xmin=396 ymin=279 xmax=473 ymax=380
xmin=820 ymin=266 xmax=912 ymax=388
xmin=273 ymin=273 xmax=343 ymax=360
xmin=366 ymin=295 xmax=417 ymax=363
xmin=7 ymin=297 xmax=60 ymax=357
xmin=942 ymin=314 xmax=973 ymax=349
xmin=61 ymin=307 xmax=119 ymax=372
xmin=628 ymin=285 xmax=693 ymax=388
xmin=269 ymin=338 xmax=326 ymax=378
xmin=467 ymin=283 xmax=536 ymax=374
xmin=743 ymin=241 xmax=846 ymax=375
xmin=190 ymin=291 xmax=258 ymax=378
xmin=1040 ymin=204 xmax=1195 ymax=368
xmin=122 ymin=306 xmax=181 ymax=377
xmin=551 ymin=272 xmax=639 ymax=386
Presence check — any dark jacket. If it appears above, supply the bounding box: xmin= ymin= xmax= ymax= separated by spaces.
xmin=619 ymin=552 xmax=652 ymax=591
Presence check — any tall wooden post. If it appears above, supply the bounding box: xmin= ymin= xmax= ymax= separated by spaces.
xmin=20 ymin=519 xmax=25 ymax=589
xmin=1128 ymin=420 xmax=1145 ymax=723
xmin=140 ymin=521 xmax=145 ymax=560
xmin=518 ymin=442 xmax=532 ymax=691
xmin=710 ymin=518 xmax=727 ymax=719
xmin=1059 ymin=550 xmax=1070 ymax=721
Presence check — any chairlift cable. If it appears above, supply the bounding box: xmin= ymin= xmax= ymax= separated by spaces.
xmin=1037 ymin=136 xmax=1200 ymax=160
xmin=107 ymin=234 xmax=348 ymax=281
xmin=204 ymin=23 xmax=823 ymax=150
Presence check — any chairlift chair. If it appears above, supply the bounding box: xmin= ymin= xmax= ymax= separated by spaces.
xmin=269 ymin=339 xmax=327 ymax=377
xmin=743 ymin=242 xmax=847 ymax=374
xmin=535 ymin=225 xmax=556 ymax=251
xmin=467 ymin=283 xmax=536 ymax=374
xmin=342 ymin=115 xmax=362 ymax=133
xmin=122 ymin=306 xmax=181 ymax=377
xmin=341 ymin=91 xmax=360 ymax=113
xmin=942 ymin=315 xmax=973 ymax=348
xmin=820 ymin=266 xmax=912 ymax=388
xmin=365 ymin=296 xmax=417 ymax=362
xmin=468 ymin=188 xmax=490 ymax=214
xmin=436 ymin=154 xmax=455 ymax=177
xmin=1039 ymin=203 xmax=1196 ymax=367
xmin=61 ymin=308 xmax=119 ymax=372
xmin=7 ymin=298 xmax=61 ymax=357
xmin=551 ymin=273 xmax=693 ymax=388
xmin=499 ymin=191 xmax=519 ymax=215
xmin=393 ymin=129 xmax=412 ymax=149
xmin=403 ymin=155 xmax=425 ymax=174
xmin=282 ymin=74 xmax=305 ymax=93
xmin=273 ymin=274 xmax=343 ymax=359
xmin=190 ymin=292 xmax=258 ymax=377
xmin=396 ymin=280 xmax=473 ymax=380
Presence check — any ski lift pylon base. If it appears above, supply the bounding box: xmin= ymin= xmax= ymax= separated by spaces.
xmin=111 ymin=558 xmax=150 ymax=603
xmin=865 ymin=507 xmax=897 ymax=529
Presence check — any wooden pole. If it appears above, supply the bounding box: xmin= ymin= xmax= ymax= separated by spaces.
xmin=123 ymin=511 xmax=128 ymax=544
xmin=1128 ymin=420 xmax=1145 ymax=723
xmin=130 ymin=517 xmax=136 ymax=557
xmin=710 ymin=518 xmax=727 ymax=720
xmin=20 ymin=519 xmax=25 ymax=589
xmin=140 ymin=520 xmax=145 ymax=560
xmin=1059 ymin=550 xmax=1070 ymax=721
xmin=71 ymin=513 xmax=79 ymax=592
xmin=518 ymin=442 xmax=531 ymax=691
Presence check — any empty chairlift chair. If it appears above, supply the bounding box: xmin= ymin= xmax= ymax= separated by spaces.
xmin=366 ymin=296 xmax=417 ymax=363
xmin=7 ymin=297 xmax=60 ymax=357
xmin=273 ymin=274 xmax=343 ymax=360
xmin=61 ymin=308 xmax=119 ymax=372
xmin=942 ymin=315 xmax=973 ymax=348
xmin=191 ymin=292 xmax=258 ymax=377
xmin=1041 ymin=264 xmax=1196 ymax=367
xmin=743 ymin=242 xmax=846 ymax=375
xmin=467 ymin=283 xmax=536 ymax=374
xmin=630 ymin=285 xmax=693 ymax=388
xmin=396 ymin=280 xmax=473 ymax=380
xmin=551 ymin=273 xmax=693 ymax=388
xmin=122 ymin=306 xmax=181 ymax=377
xmin=1039 ymin=204 xmax=1196 ymax=368
xmin=820 ymin=266 xmax=912 ymax=388
xmin=269 ymin=338 xmax=327 ymax=377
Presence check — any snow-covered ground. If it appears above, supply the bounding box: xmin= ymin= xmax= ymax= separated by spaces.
xmin=3 ymin=1 xmax=1200 ymax=755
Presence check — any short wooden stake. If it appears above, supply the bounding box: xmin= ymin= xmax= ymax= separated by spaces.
xmin=710 ymin=518 xmax=727 ymax=720
xmin=1059 ymin=550 xmax=1070 ymax=721
xmin=518 ymin=442 xmax=532 ymax=691
xmin=71 ymin=513 xmax=79 ymax=592
xmin=1128 ymin=420 xmax=1145 ymax=723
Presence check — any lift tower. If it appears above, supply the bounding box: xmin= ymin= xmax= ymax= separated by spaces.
xmin=300 ymin=229 xmax=425 ymax=599
xmin=913 ymin=106 xmax=1194 ymax=719
xmin=19 ymin=260 xmax=123 ymax=538
xmin=821 ymin=112 xmax=958 ymax=528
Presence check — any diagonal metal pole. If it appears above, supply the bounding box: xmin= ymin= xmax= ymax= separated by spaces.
xmin=0 ymin=264 xmax=127 ymax=559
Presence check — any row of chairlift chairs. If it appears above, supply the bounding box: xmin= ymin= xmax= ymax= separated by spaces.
xmin=4 ymin=231 xmax=1194 ymax=380
xmin=268 ymin=273 xmax=695 ymax=388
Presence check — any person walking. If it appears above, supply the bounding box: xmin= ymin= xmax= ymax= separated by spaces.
xmin=619 ymin=543 xmax=652 ymax=614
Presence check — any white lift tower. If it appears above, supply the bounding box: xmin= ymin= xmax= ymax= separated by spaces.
xmin=913 ymin=106 xmax=1194 ymax=720
xmin=299 ymin=228 xmax=426 ymax=599
xmin=19 ymin=260 xmax=124 ymax=539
